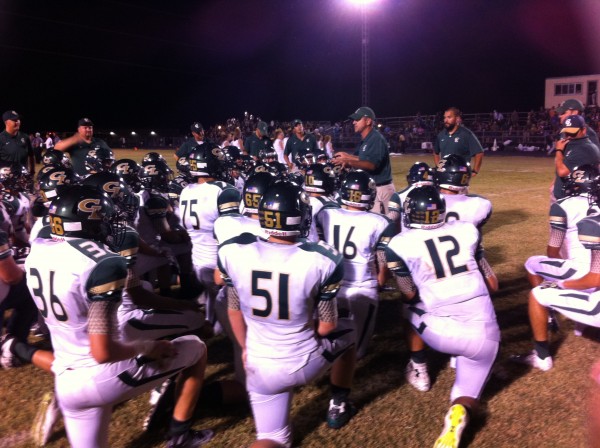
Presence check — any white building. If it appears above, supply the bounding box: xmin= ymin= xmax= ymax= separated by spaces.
xmin=545 ymin=74 xmax=599 ymax=109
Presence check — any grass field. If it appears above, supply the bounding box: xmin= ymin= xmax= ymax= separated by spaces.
xmin=2 ymin=150 xmax=600 ymax=447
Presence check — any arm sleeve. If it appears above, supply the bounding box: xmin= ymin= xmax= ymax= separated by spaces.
xmin=88 ymin=300 xmax=120 ymax=335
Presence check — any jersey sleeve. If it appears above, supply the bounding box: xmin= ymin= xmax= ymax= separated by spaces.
xmin=376 ymin=218 xmax=397 ymax=250
xmin=85 ymin=256 xmax=127 ymax=302
xmin=319 ymin=254 xmax=344 ymax=302
xmin=549 ymin=202 xmax=568 ymax=231
xmin=217 ymin=186 xmax=242 ymax=216
xmin=385 ymin=244 xmax=411 ymax=277
xmin=578 ymin=215 xmax=600 ymax=250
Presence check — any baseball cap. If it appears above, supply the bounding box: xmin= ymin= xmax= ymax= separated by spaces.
xmin=349 ymin=106 xmax=376 ymax=121
xmin=557 ymin=99 xmax=584 ymax=114
xmin=78 ymin=117 xmax=94 ymax=127
xmin=257 ymin=121 xmax=268 ymax=136
xmin=2 ymin=110 xmax=20 ymax=122
xmin=291 ymin=119 xmax=303 ymax=127
xmin=191 ymin=122 xmax=204 ymax=133
xmin=560 ymin=115 xmax=586 ymax=133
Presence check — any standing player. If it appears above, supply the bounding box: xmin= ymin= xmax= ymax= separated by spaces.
xmin=25 ymin=185 xmax=213 ymax=448
xmin=316 ymin=170 xmax=395 ymax=358
xmin=178 ymin=144 xmax=240 ymax=329
xmin=386 ymin=185 xmax=500 ymax=448
xmin=216 ymin=181 xmax=357 ymax=447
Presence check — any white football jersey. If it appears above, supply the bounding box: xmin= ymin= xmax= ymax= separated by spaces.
xmin=3 ymin=192 xmax=30 ymax=241
xmin=307 ymin=195 xmax=337 ymax=242
xmin=551 ymin=195 xmax=592 ymax=266
xmin=443 ymin=193 xmax=492 ymax=229
xmin=218 ymin=234 xmax=343 ymax=360
xmin=213 ymin=213 xmax=266 ymax=244
xmin=26 ymin=236 xmax=127 ymax=374
xmin=317 ymin=207 xmax=395 ymax=288
xmin=178 ymin=181 xmax=240 ymax=269
xmin=386 ymin=220 xmax=494 ymax=320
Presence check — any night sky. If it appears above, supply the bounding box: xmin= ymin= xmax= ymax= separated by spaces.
xmin=1 ymin=0 xmax=599 ymax=132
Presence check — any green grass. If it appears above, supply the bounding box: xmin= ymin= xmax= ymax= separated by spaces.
xmin=3 ymin=151 xmax=600 ymax=447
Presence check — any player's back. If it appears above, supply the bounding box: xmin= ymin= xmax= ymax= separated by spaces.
xmin=553 ymin=195 xmax=593 ymax=265
xmin=387 ymin=220 xmax=491 ymax=319
xmin=444 ymin=193 xmax=492 ymax=229
xmin=26 ymin=236 xmax=126 ymax=374
xmin=179 ymin=181 xmax=238 ymax=267
xmin=317 ymin=206 xmax=393 ymax=288
xmin=218 ymin=234 xmax=342 ymax=359
xmin=214 ymin=213 xmax=266 ymax=244
xmin=307 ymin=195 xmax=337 ymax=242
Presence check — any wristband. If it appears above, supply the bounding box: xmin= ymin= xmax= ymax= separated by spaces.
xmin=555 ymin=149 xmax=564 ymax=153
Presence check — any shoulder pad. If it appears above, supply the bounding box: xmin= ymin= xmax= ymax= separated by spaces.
xmin=298 ymin=239 xmax=343 ymax=263
xmin=67 ymin=238 xmax=121 ymax=263
xmin=85 ymin=256 xmax=127 ymax=302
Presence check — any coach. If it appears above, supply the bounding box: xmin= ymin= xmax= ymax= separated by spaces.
xmin=553 ymin=115 xmax=600 ymax=202
xmin=332 ymin=106 xmax=395 ymax=214
xmin=0 ymin=110 xmax=35 ymax=174
xmin=434 ymin=107 xmax=483 ymax=176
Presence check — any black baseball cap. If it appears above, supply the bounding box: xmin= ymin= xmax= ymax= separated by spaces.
xmin=557 ymin=99 xmax=584 ymax=114
xmin=2 ymin=110 xmax=20 ymax=122
xmin=349 ymin=106 xmax=376 ymax=121
xmin=560 ymin=115 xmax=586 ymax=133
xmin=78 ymin=117 xmax=94 ymax=127
xmin=191 ymin=122 xmax=204 ymax=133
xmin=291 ymin=119 xmax=303 ymax=127
xmin=257 ymin=121 xmax=269 ymax=136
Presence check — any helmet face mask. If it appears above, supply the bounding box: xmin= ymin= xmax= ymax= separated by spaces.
xmin=403 ymin=185 xmax=446 ymax=230
xmin=84 ymin=148 xmax=115 ymax=174
xmin=434 ymin=154 xmax=471 ymax=192
xmin=112 ymin=159 xmax=143 ymax=193
xmin=49 ymin=185 xmax=126 ymax=250
xmin=340 ymin=170 xmax=376 ymax=210
xmin=258 ymin=181 xmax=312 ymax=238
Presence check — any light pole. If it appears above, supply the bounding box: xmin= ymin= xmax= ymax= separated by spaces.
xmin=348 ymin=0 xmax=376 ymax=106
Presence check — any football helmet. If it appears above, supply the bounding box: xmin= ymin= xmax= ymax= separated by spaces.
xmin=259 ymin=180 xmax=312 ymax=238
xmin=38 ymin=167 xmax=77 ymax=203
xmin=111 ymin=159 xmax=143 ymax=193
xmin=407 ymin=162 xmax=434 ymax=187
xmin=0 ymin=162 xmax=32 ymax=193
xmin=42 ymin=149 xmax=72 ymax=169
xmin=403 ymin=185 xmax=446 ymax=230
xmin=304 ymin=163 xmax=336 ymax=195
xmin=49 ymin=185 xmax=126 ymax=249
xmin=175 ymin=157 xmax=193 ymax=183
xmin=140 ymin=160 xmax=174 ymax=193
xmin=168 ymin=175 xmax=189 ymax=201
xmin=142 ymin=152 xmax=166 ymax=164
xmin=340 ymin=170 xmax=376 ymax=210
xmin=258 ymin=147 xmax=277 ymax=164
xmin=187 ymin=144 xmax=226 ymax=178
xmin=223 ymin=145 xmax=242 ymax=163
xmin=563 ymin=164 xmax=599 ymax=197
xmin=82 ymin=172 xmax=138 ymax=222
xmin=84 ymin=147 xmax=115 ymax=174
xmin=434 ymin=154 xmax=471 ymax=192
xmin=243 ymin=171 xmax=277 ymax=214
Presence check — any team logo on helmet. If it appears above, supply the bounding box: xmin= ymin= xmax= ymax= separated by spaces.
xmin=49 ymin=170 xmax=69 ymax=185
xmin=102 ymin=181 xmax=120 ymax=196
xmin=115 ymin=162 xmax=131 ymax=174
xmin=78 ymin=199 xmax=104 ymax=220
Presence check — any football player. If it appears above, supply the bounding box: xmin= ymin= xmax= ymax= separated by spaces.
xmin=178 ymin=144 xmax=240 ymax=329
xmin=303 ymin=163 xmax=339 ymax=242
xmin=386 ymin=185 xmax=500 ymax=448
xmin=387 ymin=161 xmax=434 ymax=233
xmin=216 ymin=181 xmax=357 ymax=447
xmin=25 ymin=185 xmax=213 ymax=447
xmin=316 ymin=170 xmax=395 ymax=358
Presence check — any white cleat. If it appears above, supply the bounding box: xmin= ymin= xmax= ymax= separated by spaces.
xmin=510 ymin=350 xmax=553 ymax=371
xmin=31 ymin=392 xmax=61 ymax=446
xmin=405 ymin=360 xmax=431 ymax=392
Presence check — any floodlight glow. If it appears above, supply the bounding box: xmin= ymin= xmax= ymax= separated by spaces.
xmin=131 ymin=131 xmax=136 ymax=136
xmin=150 ymin=131 xmax=156 ymax=136
xmin=217 ymin=125 xmax=222 ymax=130
xmin=347 ymin=0 xmax=377 ymax=5
xmin=109 ymin=131 xmax=116 ymax=136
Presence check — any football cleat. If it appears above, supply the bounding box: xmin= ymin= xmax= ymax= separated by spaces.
xmin=433 ymin=404 xmax=469 ymax=448
xmin=31 ymin=391 xmax=61 ymax=446
xmin=405 ymin=360 xmax=431 ymax=392
xmin=510 ymin=350 xmax=553 ymax=371
xmin=326 ymin=399 xmax=357 ymax=429
xmin=167 ymin=428 xmax=215 ymax=448
xmin=143 ymin=378 xmax=176 ymax=431
xmin=0 ymin=335 xmax=23 ymax=369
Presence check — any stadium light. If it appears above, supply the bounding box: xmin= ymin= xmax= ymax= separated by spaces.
xmin=150 ymin=131 xmax=156 ymax=136
xmin=131 ymin=131 xmax=136 ymax=136
xmin=347 ymin=0 xmax=378 ymax=105
xmin=109 ymin=131 xmax=116 ymax=136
